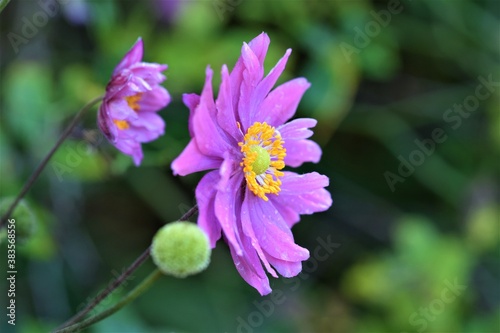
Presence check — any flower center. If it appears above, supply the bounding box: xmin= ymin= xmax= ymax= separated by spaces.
xmin=239 ymin=122 xmax=286 ymax=201
xmin=126 ymin=93 xmax=142 ymax=112
xmin=113 ymin=119 xmax=129 ymax=130
xmin=250 ymin=146 xmax=271 ymax=175
xmin=113 ymin=93 xmax=143 ymax=131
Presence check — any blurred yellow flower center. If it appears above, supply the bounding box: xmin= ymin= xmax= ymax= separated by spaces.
xmin=113 ymin=119 xmax=129 ymax=130
xmin=126 ymin=93 xmax=143 ymax=111
xmin=113 ymin=93 xmax=142 ymax=131
xmin=239 ymin=122 xmax=286 ymax=201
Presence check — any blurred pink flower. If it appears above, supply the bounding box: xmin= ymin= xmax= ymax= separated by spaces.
xmin=98 ymin=38 xmax=170 ymax=165
xmin=172 ymin=33 xmax=332 ymax=295
xmin=151 ymin=0 xmax=184 ymax=24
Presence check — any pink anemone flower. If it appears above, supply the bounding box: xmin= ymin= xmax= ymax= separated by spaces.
xmin=98 ymin=38 xmax=170 ymax=165
xmin=172 ymin=33 xmax=332 ymax=295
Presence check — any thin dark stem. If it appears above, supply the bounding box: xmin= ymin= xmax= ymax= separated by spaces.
xmin=0 ymin=95 xmax=104 ymax=229
xmin=178 ymin=204 xmax=199 ymax=222
xmin=55 ymin=246 xmax=152 ymax=331
xmin=55 ymin=269 xmax=163 ymax=333
xmin=55 ymin=204 xmax=198 ymax=331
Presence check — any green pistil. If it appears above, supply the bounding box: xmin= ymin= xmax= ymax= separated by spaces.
xmin=250 ymin=146 xmax=271 ymax=175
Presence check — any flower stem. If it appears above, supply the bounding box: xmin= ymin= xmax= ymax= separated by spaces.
xmin=55 ymin=269 xmax=163 ymax=333
xmin=56 ymin=246 xmax=152 ymax=331
xmin=0 ymin=95 xmax=104 ymax=229
xmin=55 ymin=204 xmax=198 ymax=331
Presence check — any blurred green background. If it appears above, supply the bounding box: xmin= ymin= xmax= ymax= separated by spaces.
xmin=0 ymin=0 xmax=499 ymax=332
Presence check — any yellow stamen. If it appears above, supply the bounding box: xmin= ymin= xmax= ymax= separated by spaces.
xmin=239 ymin=122 xmax=286 ymax=201
xmin=126 ymin=93 xmax=143 ymax=112
xmin=113 ymin=119 xmax=129 ymax=130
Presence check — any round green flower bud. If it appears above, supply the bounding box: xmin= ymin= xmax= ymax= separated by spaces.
xmin=151 ymin=221 xmax=211 ymax=278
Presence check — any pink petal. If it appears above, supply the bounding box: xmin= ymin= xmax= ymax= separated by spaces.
xmin=230 ymin=32 xmax=270 ymax=85
xmin=237 ymin=43 xmax=264 ymax=130
xmin=263 ymin=252 xmax=304 ymax=278
xmin=97 ymin=103 xmax=113 ymax=140
xmin=131 ymin=150 xmax=143 ymax=166
xmin=195 ymin=171 xmax=222 ymax=248
xmin=279 ymin=171 xmax=330 ymax=194
xmin=278 ymin=118 xmax=317 ymax=139
xmin=126 ymin=75 xmax=153 ymax=95
xmin=284 ymin=139 xmax=322 ymax=167
xmin=252 ymin=49 xmax=291 ymax=122
xmin=257 ymin=78 xmax=311 ymax=127
xmin=269 ymin=199 xmax=300 ymax=228
xmin=129 ymin=112 xmax=165 ymax=142
xmin=113 ymin=38 xmax=143 ymax=75
xmin=183 ymin=93 xmax=200 ymax=137
xmin=229 ymin=33 xmax=270 ymax=125
xmin=273 ymin=172 xmax=332 ymax=216
xmin=217 ymin=152 xmax=236 ymax=191
xmin=130 ymin=62 xmax=167 ymax=85
xmin=216 ymin=65 xmax=239 ymax=140
xmin=132 ymin=62 xmax=168 ymax=73
xmin=171 ymin=140 xmax=222 ymax=176
xmin=108 ymin=74 xmax=153 ymax=99
xmin=241 ymin=42 xmax=263 ymax=80
xmin=107 ymin=98 xmax=138 ymax=120
xmin=183 ymin=93 xmax=200 ymax=112
xmin=192 ymin=67 xmax=234 ymax=157
xmin=114 ymin=138 xmax=143 ymax=166
xmin=214 ymin=173 xmax=244 ymax=256
xmin=279 ymin=190 xmax=332 ymax=216
xmin=244 ymin=189 xmax=310 ymax=262
xmin=229 ymin=243 xmax=272 ymax=296
xmin=236 ymin=225 xmax=268 ymax=280
xmin=277 ymin=118 xmax=321 ymax=167
xmin=247 ymin=32 xmax=270 ymax=63
xmin=137 ymin=86 xmax=171 ymax=112
xmin=240 ymin=192 xmax=278 ymax=278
